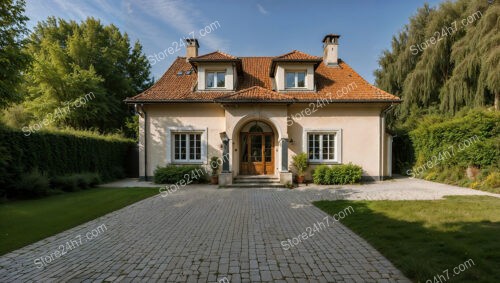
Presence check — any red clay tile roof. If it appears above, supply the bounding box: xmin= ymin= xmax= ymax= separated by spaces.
xmin=189 ymin=51 xmax=239 ymax=61
xmin=273 ymin=50 xmax=322 ymax=61
xmin=215 ymin=86 xmax=294 ymax=103
xmin=125 ymin=52 xmax=401 ymax=104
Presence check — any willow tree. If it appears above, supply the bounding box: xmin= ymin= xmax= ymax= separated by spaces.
xmin=441 ymin=2 xmax=500 ymax=112
xmin=375 ymin=0 xmax=499 ymax=125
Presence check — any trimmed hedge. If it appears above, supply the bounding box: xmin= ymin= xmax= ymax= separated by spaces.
xmin=0 ymin=126 xmax=134 ymax=198
xmin=408 ymin=110 xmax=500 ymax=192
xmin=313 ymin=163 xmax=363 ymax=185
xmin=154 ymin=165 xmax=207 ymax=184
xmin=409 ymin=110 xmax=499 ymax=169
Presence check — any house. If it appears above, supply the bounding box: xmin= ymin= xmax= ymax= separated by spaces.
xmin=125 ymin=34 xmax=401 ymax=185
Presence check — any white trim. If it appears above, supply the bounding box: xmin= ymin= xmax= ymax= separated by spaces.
xmin=302 ymin=128 xmax=342 ymax=164
xmin=166 ymin=127 xmax=208 ymax=165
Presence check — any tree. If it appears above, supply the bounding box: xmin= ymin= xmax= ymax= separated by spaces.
xmin=374 ymin=0 xmax=499 ymax=125
xmin=20 ymin=17 xmax=152 ymax=134
xmin=0 ymin=0 xmax=31 ymax=109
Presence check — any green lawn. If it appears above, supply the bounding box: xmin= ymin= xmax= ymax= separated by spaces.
xmin=314 ymin=196 xmax=500 ymax=283
xmin=0 ymin=187 xmax=158 ymax=255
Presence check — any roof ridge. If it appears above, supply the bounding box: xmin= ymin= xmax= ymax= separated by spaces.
xmin=275 ymin=49 xmax=321 ymax=59
xmin=196 ymin=50 xmax=238 ymax=59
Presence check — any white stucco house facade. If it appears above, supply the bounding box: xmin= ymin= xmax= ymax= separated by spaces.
xmin=125 ymin=34 xmax=400 ymax=185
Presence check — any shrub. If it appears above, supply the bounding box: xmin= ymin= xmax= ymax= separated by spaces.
xmin=313 ymin=165 xmax=329 ymax=184
xmin=292 ymin=153 xmax=308 ymax=176
xmin=15 ymin=169 xmax=51 ymax=198
xmin=84 ymin=172 xmax=102 ymax=187
xmin=312 ymin=163 xmax=363 ymax=185
xmin=154 ymin=165 xmax=206 ymax=184
xmin=52 ymin=175 xmax=79 ymax=192
xmin=210 ymin=156 xmax=221 ymax=175
xmin=52 ymin=172 xmax=101 ymax=191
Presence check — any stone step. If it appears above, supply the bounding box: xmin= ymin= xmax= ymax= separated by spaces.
xmin=233 ymin=178 xmax=280 ymax=183
xmin=225 ymin=182 xmax=285 ymax=188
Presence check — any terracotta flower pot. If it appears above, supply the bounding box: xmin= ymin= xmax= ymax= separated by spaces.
xmin=211 ymin=175 xmax=219 ymax=185
xmin=296 ymin=175 xmax=305 ymax=184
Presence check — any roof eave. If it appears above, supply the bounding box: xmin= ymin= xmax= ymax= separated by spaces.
xmin=124 ymin=98 xmax=402 ymax=104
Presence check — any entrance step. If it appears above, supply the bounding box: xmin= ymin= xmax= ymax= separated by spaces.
xmin=227 ymin=175 xmax=285 ymax=188
xmin=227 ymin=182 xmax=285 ymax=188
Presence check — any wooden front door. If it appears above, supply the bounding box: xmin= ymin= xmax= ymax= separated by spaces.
xmin=240 ymin=133 xmax=274 ymax=175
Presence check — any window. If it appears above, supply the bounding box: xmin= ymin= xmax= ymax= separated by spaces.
xmin=206 ymin=71 xmax=225 ymax=88
xmin=173 ymin=133 xmax=201 ymax=161
xmin=285 ymin=71 xmax=306 ymax=88
xmin=307 ymin=133 xmax=336 ymax=162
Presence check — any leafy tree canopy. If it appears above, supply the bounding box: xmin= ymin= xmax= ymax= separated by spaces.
xmin=375 ymin=0 xmax=499 ymax=126
xmin=20 ymin=17 xmax=152 ymax=135
xmin=0 ymin=0 xmax=31 ymax=109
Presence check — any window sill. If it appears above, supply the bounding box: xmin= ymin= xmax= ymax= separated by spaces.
xmin=280 ymin=89 xmax=316 ymax=93
xmin=308 ymin=161 xmax=341 ymax=165
xmin=172 ymin=161 xmax=204 ymax=165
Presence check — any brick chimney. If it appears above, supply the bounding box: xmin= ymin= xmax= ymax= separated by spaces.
xmin=322 ymin=34 xmax=340 ymax=66
xmin=185 ymin=38 xmax=199 ymax=60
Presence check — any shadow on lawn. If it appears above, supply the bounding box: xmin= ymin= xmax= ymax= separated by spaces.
xmin=313 ymin=200 xmax=500 ymax=283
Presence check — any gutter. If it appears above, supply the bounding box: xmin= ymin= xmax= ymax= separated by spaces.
xmin=124 ymin=99 xmax=402 ymax=104
xmin=135 ymin=104 xmax=148 ymax=181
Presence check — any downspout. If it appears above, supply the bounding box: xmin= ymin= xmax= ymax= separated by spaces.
xmin=143 ymin=106 xmax=148 ymax=181
xmin=135 ymin=103 xmax=148 ymax=181
xmin=380 ymin=104 xmax=395 ymax=180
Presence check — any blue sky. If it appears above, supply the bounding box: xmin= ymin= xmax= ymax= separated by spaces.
xmin=25 ymin=0 xmax=445 ymax=84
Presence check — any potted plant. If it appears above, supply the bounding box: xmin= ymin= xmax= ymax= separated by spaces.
xmin=210 ymin=156 xmax=221 ymax=184
xmin=292 ymin=152 xmax=308 ymax=184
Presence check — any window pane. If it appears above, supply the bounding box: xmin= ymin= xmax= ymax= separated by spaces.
xmin=308 ymin=134 xmax=320 ymax=160
xmin=322 ymin=134 xmax=329 ymax=160
xmin=264 ymin=135 xmax=272 ymax=162
xmin=180 ymin=134 xmax=186 ymax=159
xmin=189 ymin=134 xmax=195 ymax=160
xmin=241 ymin=134 xmax=248 ymax=162
xmin=314 ymin=135 xmax=320 ymax=159
xmin=297 ymin=72 xmax=306 ymax=87
xmin=206 ymin=72 xmax=214 ymax=88
xmin=308 ymin=134 xmax=313 ymax=159
xmin=286 ymin=72 xmax=295 ymax=88
xmin=174 ymin=134 xmax=180 ymax=159
xmin=195 ymin=134 xmax=201 ymax=160
xmin=250 ymin=135 xmax=262 ymax=162
xmin=329 ymin=134 xmax=335 ymax=160
xmin=216 ymin=72 xmax=225 ymax=87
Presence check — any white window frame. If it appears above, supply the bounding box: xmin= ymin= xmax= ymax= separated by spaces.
xmin=285 ymin=70 xmax=307 ymax=89
xmin=206 ymin=71 xmax=226 ymax=89
xmin=167 ymin=127 xmax=207 ymax=164
xmin=302 ymin=129 xmax=342 ymax=164
xmin=173 ymin=133 xmax=202 ymax=162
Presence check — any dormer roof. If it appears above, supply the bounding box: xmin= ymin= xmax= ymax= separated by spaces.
xmin=270 ymin=50 xmax=322 ymax=77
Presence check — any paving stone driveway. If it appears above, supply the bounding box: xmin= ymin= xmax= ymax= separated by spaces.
xmin=4 ymin=178 xmax=496 ymax=283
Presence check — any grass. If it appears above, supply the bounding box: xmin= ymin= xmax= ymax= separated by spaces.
xmin=0 ymin=187 xmax=158 ymax=255
xmin=314 ymin=196 xmax=500 ymax=283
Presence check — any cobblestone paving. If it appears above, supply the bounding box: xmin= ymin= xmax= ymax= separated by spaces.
xmin=0 ymin=185 xmax=417 ymax=283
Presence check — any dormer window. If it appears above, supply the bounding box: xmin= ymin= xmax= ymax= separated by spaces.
xmin=285 ymin=71 xmax=306 ymax=88
xmin=206 ymin=71 xmax=226 ymax=88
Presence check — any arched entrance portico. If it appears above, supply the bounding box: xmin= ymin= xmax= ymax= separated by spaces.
xmin=239 ymin=121 xmax=274 ymax=175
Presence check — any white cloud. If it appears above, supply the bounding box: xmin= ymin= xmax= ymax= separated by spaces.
xmin=132 ymin=0 xmax=227 ymax=51
xmin=257 ymin=3 xmax=268 ymax=15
